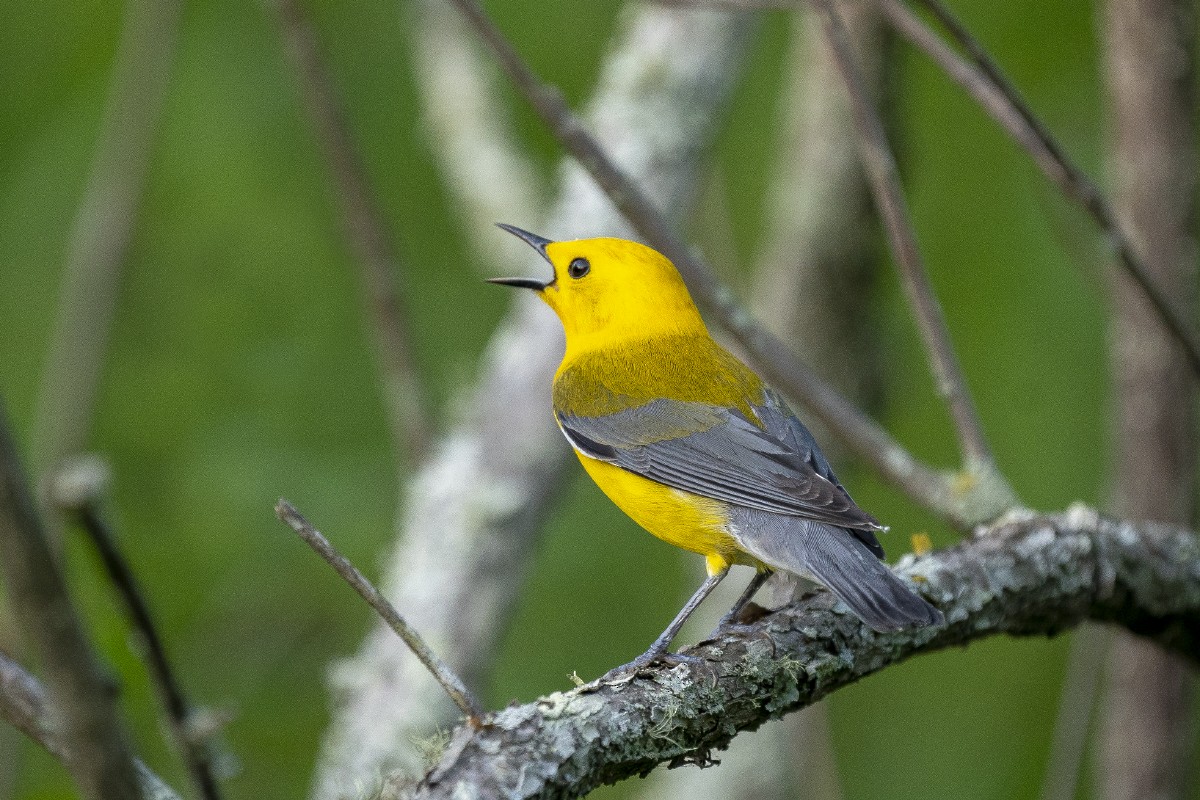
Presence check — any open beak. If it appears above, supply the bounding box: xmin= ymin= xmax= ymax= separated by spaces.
xmin=488 ymin=223 xmax=555 ymax=290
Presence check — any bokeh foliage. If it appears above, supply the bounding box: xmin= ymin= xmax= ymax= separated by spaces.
xmin=0 ymin=0 xmax=1180 ymax=797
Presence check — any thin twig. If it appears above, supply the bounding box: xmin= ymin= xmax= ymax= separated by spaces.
xmin=813 ymin=0 xmax=993 ymax=469
xmin=0 ymin=651 xmax=183 ymax=800
xmin=274 ymin=499 xmax=483 ymax=717
xmin=654 ymin=0 xmax=1200 ymax=381
xmin=267 ymin=0 xmax=432 ymax=464
xmin=878 ymin=0 xmax=1200 ymax=377
xmin=48 ymin=458 xmax=222 ymax=800
xmin=0 ymin=402 xmax=142 ymax=800
xmin=447 ymin=0 xmax=1018 ymax=527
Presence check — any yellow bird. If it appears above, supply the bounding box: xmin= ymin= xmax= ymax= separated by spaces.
xmin=491 ymin=224 xmax=943 ymax=669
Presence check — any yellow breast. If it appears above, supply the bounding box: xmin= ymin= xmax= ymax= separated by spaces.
xmin=574 ymin=451 xmax=755 ymax=576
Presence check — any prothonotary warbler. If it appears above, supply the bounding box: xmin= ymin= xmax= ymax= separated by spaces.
xmin=491 ymin=224 xmax=944 ymax=669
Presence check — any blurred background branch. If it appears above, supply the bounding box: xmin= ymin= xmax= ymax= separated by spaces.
xmin=0 ymin=405 xmax=142 ymax=800
xmin=1098 ymin=2 xmax=1196 ymax=799
xmin=268 ymin=0 xmax=433 ymax=467
xmin=49 ymin=458 xmax=224 ymax=800
xmin=815 ymin=0 xmax=996 ymax=474
xmin=408 ymin=0 xmax=544 ymax=267
xmin=0 ymin=652 xmax=182 ymax=800
xmin=30 ymin=0 xmax=181 ymax=504
xmin=897 ymin=0 xmax=1200 ymax=377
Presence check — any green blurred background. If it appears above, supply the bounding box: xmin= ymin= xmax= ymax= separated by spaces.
xmin=0 ymin=0 xmax=1189 ymax=797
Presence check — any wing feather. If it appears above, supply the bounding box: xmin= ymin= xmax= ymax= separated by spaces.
xmin=557 ymin=394 xmax=883 ymax=533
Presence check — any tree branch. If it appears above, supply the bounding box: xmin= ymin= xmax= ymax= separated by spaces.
xmin=656 ymin=0 xmax=1200 ymax=380
xmin=813 ymin=0 xmax=994 ymax=472
xmin=0 ymin=403 xmax=142 ymax=800
xmin=275 ymin=500 xmax=483 ymax=717
xmin=877 ymin=0 xmax=1200 ymax=378
xmin=267 ymin=0 xmax=432 ymax=464
xmin=0 ymin=652 xmax=181 ymax=800
xmin=389 ymin=507 xmax=1200 ymax=800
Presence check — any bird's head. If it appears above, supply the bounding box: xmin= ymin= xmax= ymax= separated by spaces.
xmin=489 ymin=224 xmax=707 ymax=355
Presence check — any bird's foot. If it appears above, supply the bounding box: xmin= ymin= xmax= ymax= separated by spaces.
xmin=704 ymin=621 xmax=756 ymax=643
xmin=601 ymin=648 xmax=701 ymax=683
xmin=707 ymin=601 xmax=772 ymax=640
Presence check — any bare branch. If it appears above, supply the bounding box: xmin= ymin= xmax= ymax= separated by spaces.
xmin=0 ymin=649 xmax=65 ymax=760
xmin=813 ymin=0 xmax=993 ymax=471
xmin=654 ymin=0 xmax=1200 ymax=380
xmin=878 ymin=0 xmax=1200 ymax=378
xmin=393 ymin=507 xmax=1200 ymax=800
xmin=32 ymin=0 xmax=181 ymax=486
xmin=0 ymin=652 xmax=181 ymax=800
xmin=267 ymin=0 xmax=432 ymax=463
xmin=49 ymin=459 xmax=223 ymax=800
xmin=0 ymin=404 xmax=142 ymax=800
xmin=274 ymin=499 xmax=483 ymax=717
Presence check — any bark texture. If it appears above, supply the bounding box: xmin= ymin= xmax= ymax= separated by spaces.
xmin=381 ymin=507 xmax=1200 ymax=800
xmin=1100 ymin=2 xmax=1198 ymax=799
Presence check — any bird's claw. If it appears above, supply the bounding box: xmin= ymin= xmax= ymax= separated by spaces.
xmin=703 ymin=620 xmax=757 ymax=643
xmin=601 ymin=649 xmax=701 ymax=683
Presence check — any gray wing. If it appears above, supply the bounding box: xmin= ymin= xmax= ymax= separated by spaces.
xmin=556 ymin=393 xmax=883 ymax=533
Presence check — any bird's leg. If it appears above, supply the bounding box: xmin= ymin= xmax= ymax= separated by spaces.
xmin=714 ymin=569 xmax=772 ymax=632
xmin=612 ymin=568 xmax=727 ymax=675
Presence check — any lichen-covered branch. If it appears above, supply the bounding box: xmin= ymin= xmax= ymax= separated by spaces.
xmin=388 ymin=507 xmax=1200 ymax=800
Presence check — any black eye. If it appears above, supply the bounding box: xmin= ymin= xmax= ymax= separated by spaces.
xmin=567 ymin=257 xmax=590 ymax=279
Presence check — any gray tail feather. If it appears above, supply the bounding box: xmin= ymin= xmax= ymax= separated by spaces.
xmin=732 ymin=513 xmax=944 ymax=632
